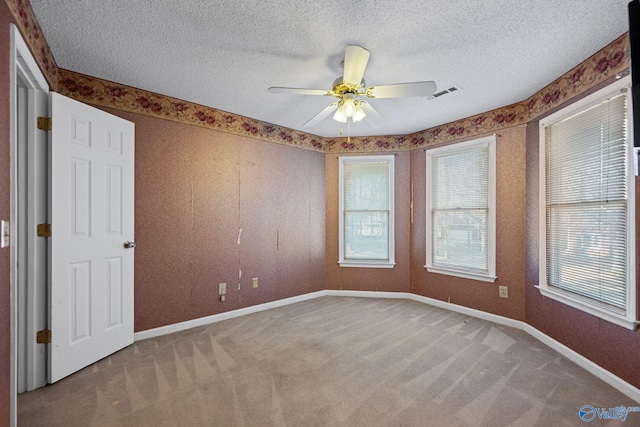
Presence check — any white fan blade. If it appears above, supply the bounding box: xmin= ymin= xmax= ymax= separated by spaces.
xmin=268 ymin=87 xmax=331 ymax=96
xmin=304 ymin=102 xmax=340 ymax=127
xmin=366 ymin=81 xmax=437 ymax=99
xmin=359 ymin=101 xmax=385 ymax=129
xmin=343 ymin=45 xmax=370 ymax=85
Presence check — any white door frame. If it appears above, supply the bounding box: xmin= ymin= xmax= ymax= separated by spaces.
xmin=10 ymin=23 xmax=50 ymax=426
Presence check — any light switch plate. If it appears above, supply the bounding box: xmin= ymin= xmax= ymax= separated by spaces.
xmin=218 ymin=283 xmax=226 ymax=295
xmin=1 ymin=220 xmax=9 ymax=248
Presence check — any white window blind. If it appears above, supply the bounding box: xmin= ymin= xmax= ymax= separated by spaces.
xmin=544 ymin=92 xmax=629 ymax=312
xmin=426 ymin=136 xmax=496 ymax=281
xmin=339 ymin=155 xmax=395 ymax=268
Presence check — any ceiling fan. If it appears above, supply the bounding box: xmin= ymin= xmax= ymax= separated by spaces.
xmin=268 ymin=45 xmax=437 ymax=129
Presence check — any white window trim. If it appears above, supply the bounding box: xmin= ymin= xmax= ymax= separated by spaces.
xmin=425 ymin=135 xmax=497 ymax=282
xmin=338 ymin=155 xmax=395 ymax=268
xmin=538 ymin=76 xmax=637 ymax=330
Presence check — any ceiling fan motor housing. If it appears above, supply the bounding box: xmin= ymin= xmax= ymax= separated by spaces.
xmin=332 ymin=77 xmax=365 ymax=98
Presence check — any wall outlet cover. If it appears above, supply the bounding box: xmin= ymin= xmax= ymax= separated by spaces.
xmin=498 ymin=286 xmax=508 ymax=298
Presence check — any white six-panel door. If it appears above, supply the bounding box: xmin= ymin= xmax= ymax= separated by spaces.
xmin=49 ymin=92 xmax=135 ymax=383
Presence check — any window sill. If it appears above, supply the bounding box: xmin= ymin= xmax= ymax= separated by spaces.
xmin=339 ymin=260 xmax=395 ymax=269
xmin=425 ymin=265 xmax=497 ymax=283
xmin=536 ymin=285 xmax=638 ymax=330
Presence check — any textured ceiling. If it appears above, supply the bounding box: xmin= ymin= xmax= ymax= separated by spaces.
xmin=29 ymin=0 xmax=630 ymax=138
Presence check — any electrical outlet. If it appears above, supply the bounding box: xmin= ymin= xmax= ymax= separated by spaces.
xmin=252 ymin=278 xmax=259 ymax=289
xmin=498 ymin=286 xmax=508 ymax=298
xmin=218 ymin=283 xmax=226 ymax=296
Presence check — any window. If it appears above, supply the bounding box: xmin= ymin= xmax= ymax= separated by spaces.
xmin=339 ymin=155 xmax=395 ymax=268
xmin=539 ymin=77 xmax=636 ymax=330
xmin=426 ymin=135 xmax=497 ymax=282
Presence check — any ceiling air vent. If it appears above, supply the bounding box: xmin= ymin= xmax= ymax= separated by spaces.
xmin=428 ymin=84 xmax=461 ymax=99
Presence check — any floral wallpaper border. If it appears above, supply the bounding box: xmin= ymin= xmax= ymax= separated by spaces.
xmin=323 ymin=33 xmax=629 ymax=153
xmin=7 ymin=0 xmax=630 ymax=154
xmin=6 ymin=0 xmax=58 ymax=91
xmin=57 ymin=69 xmax=327 ymax=152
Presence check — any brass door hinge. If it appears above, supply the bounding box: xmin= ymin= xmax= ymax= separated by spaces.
xmin=37 ymin=117 xmax=52 ymax=131
xmin=36 ymin=329 xmax=51 ymax=344
xmin=37 ymin=223 xmax=51 ymax=237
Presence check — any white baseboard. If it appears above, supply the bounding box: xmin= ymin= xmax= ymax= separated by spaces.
xmin=523 ymin=324 xmax=640 ymax=403
xmin=134 ymin=290 xmax=326 ymax=341
xmin=134 ymin=289 xmax=640 ymax=403
xmin=325 ymin=290 xmax=410 ymax=299
xmin=407 ymin=293 xmax=526 ymax=330
xmin=408 ymin=293 xmax=640 ymax=403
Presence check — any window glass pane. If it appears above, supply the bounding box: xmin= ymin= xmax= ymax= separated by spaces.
xmin=433 ymin=149 xmax=488 ymax=209
xmin=433 ymin=209 xmax=488 ymax=270
xmin=344 ymin=211 xmax=389 ymax=260
xmin=546 ymin=95 xmax=627 ymax=205
xmin=344 ymin=162 xmax=389 ymax=210
xmin=339 ymin=156 xmax=394 ymax=266
xmin=429 ymin=143 xmax=490 ymax=274
xmin=544 ymin=93 xmax=629 ymax=311
xmin=547 ymin=202 xmax=627 ymax=309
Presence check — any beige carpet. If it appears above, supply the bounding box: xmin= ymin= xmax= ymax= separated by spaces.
xmin=18 ymin=296 xmax=638 ymax=426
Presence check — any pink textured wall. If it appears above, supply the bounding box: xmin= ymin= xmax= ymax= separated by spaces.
xmin=1 ymin=1 xmax=638 ymax=418
xmin=0 ymin=4 xmax=15 ymax=425
xmin=410 ymin=127 xmax=527 ymax=321
xmin=102 ymin=109 xmax=326 ymax=331
xmin=325 ymin=152 xmax=411 ymax=293
xmin=524 ymin=78 xmax=640 ymax=389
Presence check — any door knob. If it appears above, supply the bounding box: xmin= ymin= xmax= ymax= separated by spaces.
xmin=124 ymin=241 xmax=136 ymax=249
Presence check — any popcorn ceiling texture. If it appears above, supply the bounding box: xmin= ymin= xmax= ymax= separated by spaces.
xmin=54 ymin=33 xmax=628 ymax=154
xmin=22 ymin=0 xmax=632 ymax=140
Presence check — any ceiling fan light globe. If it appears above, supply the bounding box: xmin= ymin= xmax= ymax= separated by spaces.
xmin=333 ymin=109 xmax=347 ymax=123
xmin=353 ymin=104 xmax=366 ymax=122
xmin=342 ymin=98 xmax=356 ymax=117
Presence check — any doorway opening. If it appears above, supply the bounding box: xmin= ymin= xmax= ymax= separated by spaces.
xmin=10 ymin=23 xmax=50 ymax=424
